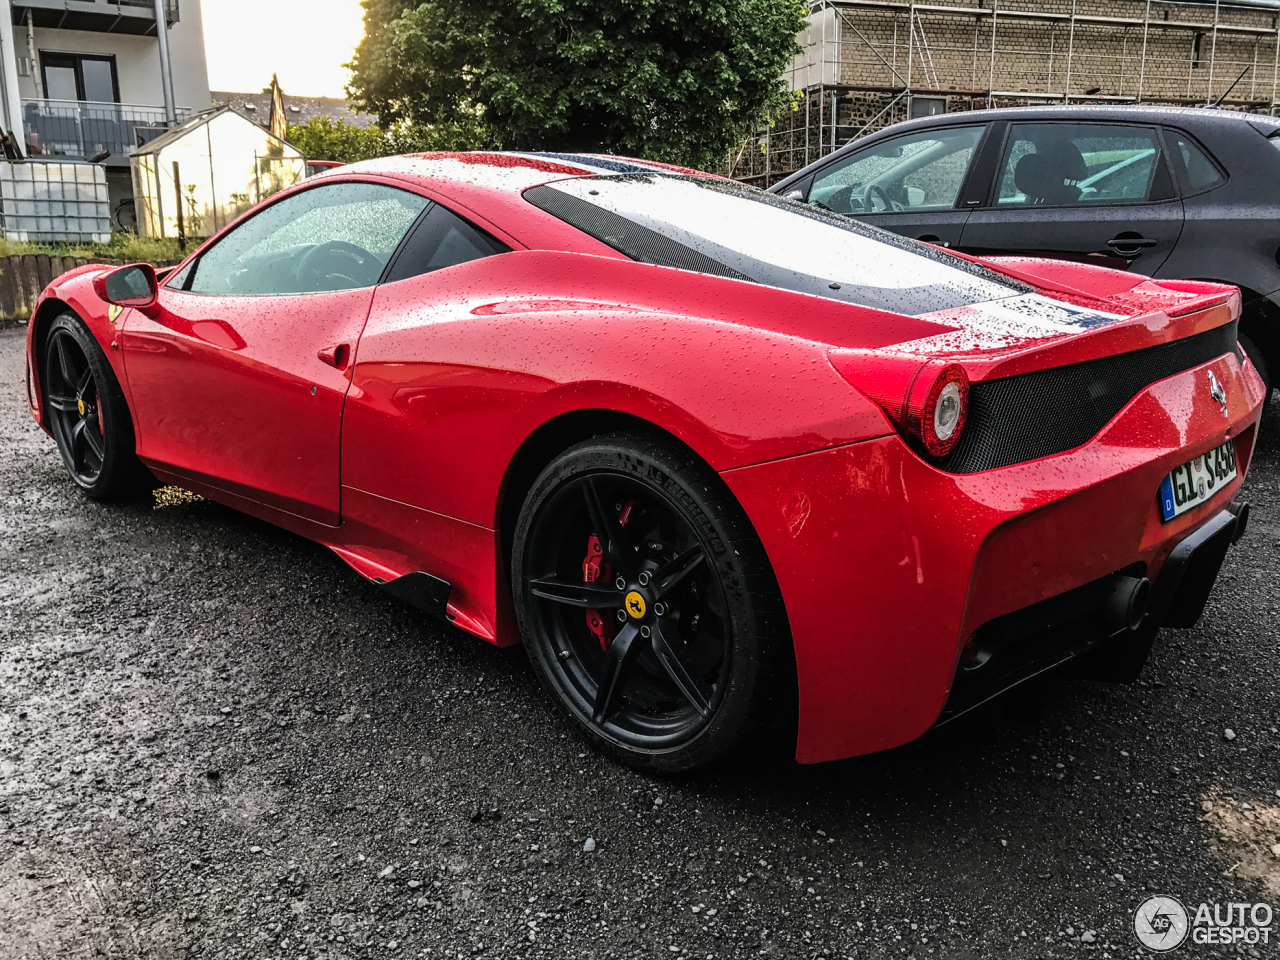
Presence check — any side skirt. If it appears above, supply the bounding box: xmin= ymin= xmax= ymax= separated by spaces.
xmin=373 ymin=571 xmax=454 ymax=623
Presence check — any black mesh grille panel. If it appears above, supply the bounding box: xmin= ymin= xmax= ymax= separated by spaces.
xmin=523 ymin=184 xmax=752 ymax=281
xmin=940 ymin=321 xmax=1239 ymax=474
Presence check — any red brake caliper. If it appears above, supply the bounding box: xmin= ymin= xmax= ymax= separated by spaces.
xmin=584 ymin=501 xmax=633 ymax=651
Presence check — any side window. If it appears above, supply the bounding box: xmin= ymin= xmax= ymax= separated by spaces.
xmin=994 ymin=123 xmax=1163 ymax=207
xmin=185 ymin=182 xmax=429 ymax=296
xmin=808 ymin=126 xmax=984 ymax=215
xmin=383 ymin=202 xmax=510 ymax=284
xmin=1169 ymin=132 xmax=1225 ymax=193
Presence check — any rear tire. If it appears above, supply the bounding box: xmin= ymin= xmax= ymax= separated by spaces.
xmin=42 ymin=312 xmax=152 ymax=501
xmin=511 ymin=432 xmax=793 ymax=772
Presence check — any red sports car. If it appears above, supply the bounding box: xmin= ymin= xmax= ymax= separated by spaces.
xmin=23 ymin=152 xmax=1264 ymax=770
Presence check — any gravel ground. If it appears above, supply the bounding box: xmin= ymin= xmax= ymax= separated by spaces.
xmin=1 ymin=321 xmax=1279 ymax=960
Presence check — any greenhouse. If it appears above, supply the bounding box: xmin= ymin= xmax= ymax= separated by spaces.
xmin=130 ymin=106 xmax=306 ymax=241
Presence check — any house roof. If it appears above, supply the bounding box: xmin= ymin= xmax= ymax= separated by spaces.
xmin=130 ymin=105 xmax=304 ymax=157
xmin=211 ymin=90 xmax=375 ymax=130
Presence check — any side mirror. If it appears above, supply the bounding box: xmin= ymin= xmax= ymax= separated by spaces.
xmin=92 ymin=263 xmax=159 ymax=310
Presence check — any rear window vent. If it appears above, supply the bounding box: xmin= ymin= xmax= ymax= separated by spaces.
xmin=523 ymin=184 xmax=751 ymax=282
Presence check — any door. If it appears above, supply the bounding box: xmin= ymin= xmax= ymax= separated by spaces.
xmin=121 ymin=180 xmax=429 ymax=525
xmin=958 ymin=121 xmax=1184 ymax=274
xmin=805 ymin=124 xmax=988 ymax=247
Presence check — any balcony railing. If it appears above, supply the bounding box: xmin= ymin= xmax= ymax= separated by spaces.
xmin=21 ymin=100 xmax=192 ymax=163
xmin=11 ymin=1 xmax=179 ymax=34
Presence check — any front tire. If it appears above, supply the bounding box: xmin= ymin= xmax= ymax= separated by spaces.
xmin=511 ymin=432 xmax=792 ymax=772
xmin=42 ymin=312 xmax=151 ymax=501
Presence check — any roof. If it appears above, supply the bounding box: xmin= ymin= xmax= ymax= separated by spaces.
xmin=325 ymin=151 xmax=715 ymax=191
xmin=287 ymin=151 xmax=722 ymax=253
xmin=211 ymin=90 xmax=375 ymax=130
xmin=871 ymin=103 xmax=1280 ymax=136
xmin=130 ymin=105 xmax=304 ymax=157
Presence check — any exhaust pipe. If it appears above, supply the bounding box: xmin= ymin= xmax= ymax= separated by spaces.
xmin=1104 ymin=576 xmax=1151 ymax=632
xmin=1230 ymin=501 xmax=1250 ymax=544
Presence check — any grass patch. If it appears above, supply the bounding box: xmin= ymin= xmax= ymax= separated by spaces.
xmin=0 ymin=232 xmax=188 ymax=262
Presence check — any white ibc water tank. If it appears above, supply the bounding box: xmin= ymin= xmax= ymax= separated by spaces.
xmin=0 ymin=161 xmax=111 ymax=244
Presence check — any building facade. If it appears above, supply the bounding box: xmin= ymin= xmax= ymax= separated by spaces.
xmin=734 ymin=0 xmax=1280 ymax=182
xmin=0 ymin=0 xmax=210 ymax=230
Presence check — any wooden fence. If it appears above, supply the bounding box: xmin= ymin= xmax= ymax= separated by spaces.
xmin=0 ymin=255 xmax=179 ymax=322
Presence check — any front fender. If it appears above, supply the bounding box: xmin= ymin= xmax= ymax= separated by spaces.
xmin=26 ymin=265 xmax=125 ymax=433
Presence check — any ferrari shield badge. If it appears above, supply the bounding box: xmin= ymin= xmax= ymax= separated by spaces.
xmin=108 ymin=303 xmax=122 ymax=323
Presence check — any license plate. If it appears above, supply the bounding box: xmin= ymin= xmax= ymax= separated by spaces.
xmin=1159 ymin=440 xmax=1238 ymax=522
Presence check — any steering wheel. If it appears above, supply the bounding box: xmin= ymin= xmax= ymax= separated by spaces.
xmin=293 ymin=240 xmax=381 ymax=292
xmin=864 ymin=184 xmax=904 ymax=213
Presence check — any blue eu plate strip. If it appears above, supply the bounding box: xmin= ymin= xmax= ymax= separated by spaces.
xmin=1159 ymin=474 xmax=1176 ymax=522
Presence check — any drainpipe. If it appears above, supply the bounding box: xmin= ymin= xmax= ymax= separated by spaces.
xmin=152 ymin=0 xmax=177 ymax=124
xmin=0 ymin=0 xmax=26 ymax=147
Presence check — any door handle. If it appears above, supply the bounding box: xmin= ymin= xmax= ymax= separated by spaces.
xmin=1106 ymin=237 xmax=1158 ymax=249
xmin=317 ymin=343 xmax=350 ymax=370
xmin=917 ymin=234 xmax=950 ymax=247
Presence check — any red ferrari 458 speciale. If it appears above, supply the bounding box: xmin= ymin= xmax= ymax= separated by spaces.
xmin=24 ymin=152 xmax=1264 ymax=770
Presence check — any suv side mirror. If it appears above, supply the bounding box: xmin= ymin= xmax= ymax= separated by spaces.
xmin=92 ymin=263 xmax=159 ymax=310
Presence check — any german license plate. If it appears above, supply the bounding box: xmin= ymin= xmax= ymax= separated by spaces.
xmin=1159 ymin=440 xmax=1237 ymax=522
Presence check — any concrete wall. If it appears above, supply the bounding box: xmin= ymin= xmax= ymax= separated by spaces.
xmin=16 ymin=0 xmax=210 ymax=109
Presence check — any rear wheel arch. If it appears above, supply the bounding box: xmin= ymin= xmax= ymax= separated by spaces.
xmin=498 ymin=410 xmax=705 ymax=581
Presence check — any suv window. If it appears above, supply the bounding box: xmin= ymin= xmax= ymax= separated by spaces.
xmin=185 ymin=181 xmax=428 ymax=296
xmin=383 ymin=202 xmax=510 ymax=284
xmin=995 ymin=123 xmax=1164 ymax=207
xmin=808 ymin=126 xmax=984 ymax=215
xmin=1169 ymin=132 xmax=1225 ymax=192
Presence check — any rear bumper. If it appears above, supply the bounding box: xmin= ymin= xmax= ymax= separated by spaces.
xmin=936 ymin=503 xmax=1246 ymax=725
xmin=722 ymin=348 xmax=1264 ymax=763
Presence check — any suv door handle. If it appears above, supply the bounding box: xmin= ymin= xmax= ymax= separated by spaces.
xmin=317 ymin=343 xmax=350 ymax=370
xmin=1106 ymin=236 xmax=1158 ymax=249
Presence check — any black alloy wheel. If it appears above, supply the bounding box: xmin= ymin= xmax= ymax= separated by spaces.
xmin=512 ymin=433 xmax=792 ymax=772
xmin=43 ymin=312 xmax=151 ymax=500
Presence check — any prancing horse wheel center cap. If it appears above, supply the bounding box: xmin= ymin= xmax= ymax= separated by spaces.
xmin=624 ymin=590 xmax=647 ymax=619
xmin=77 ymin=398 xmax=85 ymax=416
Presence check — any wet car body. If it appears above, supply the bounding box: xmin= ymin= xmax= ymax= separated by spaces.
xmin=23 ymin=152 xmax=1265 ymax=765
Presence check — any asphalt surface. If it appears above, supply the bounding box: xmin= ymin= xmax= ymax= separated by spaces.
xmin=2 ymin=320 xmax=1279 ymax=960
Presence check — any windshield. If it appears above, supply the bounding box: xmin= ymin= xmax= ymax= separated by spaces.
xmin=525 ymin=174 xmax=1026 ymax=316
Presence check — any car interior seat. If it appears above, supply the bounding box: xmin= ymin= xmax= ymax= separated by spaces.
xmin=1012 ymin=142 xmax=1088 ymax=205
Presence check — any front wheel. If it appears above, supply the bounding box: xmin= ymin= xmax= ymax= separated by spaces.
xmin=42 ymin=312 xmax=152 ymax=500
xmin=511 ymin=433 xmax=792 ymax=772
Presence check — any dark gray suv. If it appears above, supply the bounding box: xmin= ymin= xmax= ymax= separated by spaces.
xmin=769 ymin=105 xmax=1280 ymax=394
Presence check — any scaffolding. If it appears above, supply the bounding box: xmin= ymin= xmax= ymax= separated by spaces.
xmin=731 ymin=0 xmax=1280 ymax=183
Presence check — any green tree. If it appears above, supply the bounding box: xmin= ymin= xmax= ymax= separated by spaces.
xmin=286 ymin=115 xmax=486 ymax=163
xmin=347 ymin=0 xmax=805 ymax=171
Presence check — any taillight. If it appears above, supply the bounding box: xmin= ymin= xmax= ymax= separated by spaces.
xmin=918 ymin=365 xmax=968 ymax=457
xmin=828 ymin=350 xmax=970 ymax=459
